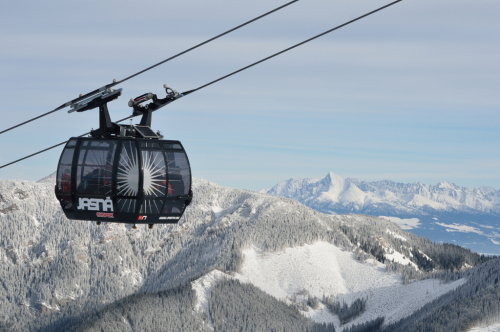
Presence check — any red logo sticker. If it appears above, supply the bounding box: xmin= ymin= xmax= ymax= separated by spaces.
xmin=96 ymin=212 xmax=114 ymax=218
xmin=138 ymin=216 xmax=147 ymax=220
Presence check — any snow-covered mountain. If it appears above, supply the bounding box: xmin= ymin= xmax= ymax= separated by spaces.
xmin=266 ymin=173 xmax=500 ymax=255
xmin=266 ymin=172 xmax=500 ymax=216
xmin=0 ymin=173 xmax=497 ymax=331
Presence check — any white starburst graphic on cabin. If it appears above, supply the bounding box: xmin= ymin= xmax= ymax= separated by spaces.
xmin=142 ymin=151 xmax=166 ymax=197
xmin=117 ymin=144 xmax=139 ymax=196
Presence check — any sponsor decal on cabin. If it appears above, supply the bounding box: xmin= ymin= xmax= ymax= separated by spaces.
xmin=77 ymin=197 xmax=114 ymax=212
xmin=159 ymin=216 xmax=180 ymax=220
xmin=138 ymin=216 xmax=147 ymax=220
xmin=96 ymin=212 xmax=114 ymax=218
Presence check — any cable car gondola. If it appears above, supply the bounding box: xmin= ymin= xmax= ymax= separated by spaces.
xmin=55 ymin=85 xmax=193 ymax=227
xmin=0 ymin=1 xmax=403 ymax=227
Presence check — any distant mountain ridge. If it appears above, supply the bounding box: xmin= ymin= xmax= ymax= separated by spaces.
xmin=0 ymin=172 xmax=498 ymax=331
xmin=266 ymin=172 xmax=500 ymax=216
xmin=265 ymin=172 xmax=500 ymax=255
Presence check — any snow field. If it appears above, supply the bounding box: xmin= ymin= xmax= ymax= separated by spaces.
xmin=191 ymin=270 xmax=230 ymax=331
xmin=469 ymin=321 xmax=500 ymax=332
xmin=473 ymin=327 xmax=500 ymax=332
xmin=384 ymin=249 xmax=419 ymax=270
xmin=233 ymin=241 xmax=466 ymax=330
xmin=192 ymin=270 xmax=229 ymax=313
xmin=379 ymin=216 xmax=421 ymax=230
xmin=386 ymin=229 xmax=407 ymax=242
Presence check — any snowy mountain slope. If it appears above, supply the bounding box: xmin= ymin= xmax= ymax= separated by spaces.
xmin=0 ymin=173 xmax=490 ymax=331
xmin=384 ymin=255 xmax=500 ymax=332
xmin=191 ymin=269 xmax=229 ymax=331
xmin=266 ymin=172 xmax=500 ymax=255
xmin=57 ymin=275 xmax=334 ymax=332
xmin=233 ymin=241 xmax=465 ymax=330
xmin=469 ymin=322 xmax=500 ymax=332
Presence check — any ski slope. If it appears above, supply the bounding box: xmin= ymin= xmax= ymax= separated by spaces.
xmin=234 ymin=241 xmax=466 ymax=330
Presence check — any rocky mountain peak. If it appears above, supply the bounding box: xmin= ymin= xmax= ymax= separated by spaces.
xmin=266 ymin=172 xmax=500 ymax=216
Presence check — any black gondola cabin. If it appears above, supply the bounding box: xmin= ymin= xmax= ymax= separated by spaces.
xmin=54 ymin=86 xmax=193 ymax=225
xmin=56 ymin=137 xmax=192 ymax=224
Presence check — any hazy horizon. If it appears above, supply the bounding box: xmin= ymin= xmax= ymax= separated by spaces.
xmin=1 ymin=0 xmax=499 ymax=191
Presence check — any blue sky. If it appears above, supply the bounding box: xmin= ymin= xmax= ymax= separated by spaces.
xmin=0 ymin=0 xmax=499 ymax=191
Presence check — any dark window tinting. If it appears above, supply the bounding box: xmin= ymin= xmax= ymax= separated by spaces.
xmin=166 ymin=151 xmax=190 ymax=197
xmin=117 ymin=198 xmax=136 ymax=214
xmin=66 ymin=139 xmax=77 ymax=148
xmin=76 ymin=141 xmax=117 ymax=195
xmin=58 ymin=147 xmax=74 ymax=193
xmin=141 ymin=142 xmax=161 ymax=149
xmin=57 ymin=145 xmax=75 ymax=210
xmin=163 ymin=200 xmax=185 ymax=215
xmin=163 ymin=143 xmax=183 ymax=150
xmin=140 ymin=199 xmax=164 ymax=214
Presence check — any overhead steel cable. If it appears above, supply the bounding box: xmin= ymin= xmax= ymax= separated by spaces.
xmin=186 ymin=0 xmax=403 ymax=94
xmin=0 ymin=116 xmax=134 ymax=170
xmin=111 ymin=0 xmax=299 ymax=87
xmin=0 ymin=140 xmax=80 ymax=170
xmin=0 ymin=0 xmax=403 ymax=170
xmin=0 ymin=0 xmax=299 ymax=136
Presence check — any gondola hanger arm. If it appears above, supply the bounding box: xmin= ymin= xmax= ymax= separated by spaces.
xmin=0 ymin=0 xmax=404 ymax=170
xmin=0 ymin=0 xmax=299 ymax=136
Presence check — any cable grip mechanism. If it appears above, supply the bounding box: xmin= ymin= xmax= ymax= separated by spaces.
xmin=129 ymin=84 xmax=184 ymax=117
xmin=68 ymin=88 xmax=122 ymax=114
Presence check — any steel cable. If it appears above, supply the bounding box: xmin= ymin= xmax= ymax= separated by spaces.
xmin=0 ymin=0 xmax=403 ymax=170
xmin=0 ymin=0 xmax=299 ymax=136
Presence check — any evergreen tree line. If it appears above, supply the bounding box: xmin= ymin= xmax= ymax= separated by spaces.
xmin=383 ymin=256 xmax=500 ymax=332
xmin=338 ymin=220 xmax=490 ymax=274
xmin=209 ymin=279 xmax=335 ymax=332
xmin=0 ymin=177 xmax=496 ymax=331
xmin=34 ymin=282 xmax=202 ymax=332
xmin=322 ymin=296 xmax=368 ymax=325
xmin=342 ymin=317 xmax=384 ymax=332
xmin=0 ymin=179 xmax=352 ymax=330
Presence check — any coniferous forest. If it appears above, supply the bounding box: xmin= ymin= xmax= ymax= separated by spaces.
xmin=0 ymin=175 xmax=498 ymax=331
